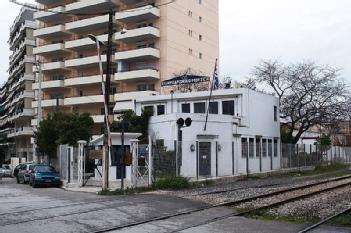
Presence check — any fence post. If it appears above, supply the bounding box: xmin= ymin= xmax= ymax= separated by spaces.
xmin=148 ymin=136 xmax=152 ymax=186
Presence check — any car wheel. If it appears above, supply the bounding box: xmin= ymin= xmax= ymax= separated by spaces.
xmin=32 ymin=182 xmax=37 ymax=188
xmin=16 ymin=177 xmax=19 ymax=184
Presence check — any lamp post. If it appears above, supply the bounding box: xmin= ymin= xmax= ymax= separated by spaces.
xmin=33 ymin=61 xmax=43 ymax=163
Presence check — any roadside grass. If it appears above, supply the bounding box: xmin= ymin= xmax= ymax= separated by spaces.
xmin=98 ymin=176 xmax=191 ymax=195
xmin=328 ymin=211 xmax=351 ymax=227
xmin=245 ymin=209 xmax=320 ymax=224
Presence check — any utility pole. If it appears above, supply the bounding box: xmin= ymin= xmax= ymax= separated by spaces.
xmin=101 ymin=9 xmax=114 ymax=191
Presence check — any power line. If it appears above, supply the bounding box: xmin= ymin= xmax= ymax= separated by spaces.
xmin=10 ymin=0 xmax=176 ymax=17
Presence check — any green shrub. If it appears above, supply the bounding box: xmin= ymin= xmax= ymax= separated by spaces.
xmin=152 ymin=176 xmax=190 ymax=190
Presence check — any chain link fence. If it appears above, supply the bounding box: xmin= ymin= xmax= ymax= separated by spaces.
xmin=281 ymin=143 xmax=351 ymax=169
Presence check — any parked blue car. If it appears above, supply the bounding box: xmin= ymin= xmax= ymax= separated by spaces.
xmin=29 ymin=165 xmax=61 ymax=188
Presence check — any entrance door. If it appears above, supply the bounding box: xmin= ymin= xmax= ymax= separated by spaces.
xmin=199 ymin=142 xmax=211 ymax=176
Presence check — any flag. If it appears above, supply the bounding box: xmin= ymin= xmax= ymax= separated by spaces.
xmin=212 ymin=59 xmax=219 ymax=90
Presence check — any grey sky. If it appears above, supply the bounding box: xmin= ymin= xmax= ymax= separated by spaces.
xmin=1 ymin=0 xmax=351 ymax=84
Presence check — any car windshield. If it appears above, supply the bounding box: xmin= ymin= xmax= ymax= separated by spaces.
xmin=3 ymin=165 xmax=10 ymax=169
xmin=35 ymin=166 xmax=56 ymax=173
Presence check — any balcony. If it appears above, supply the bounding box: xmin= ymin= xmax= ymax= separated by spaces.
xmin=32 ymin=80 xmax=64 ymax=90
xmin=34 ymin=25 xmax=70 ymax=39
xmin=116 ymin=5 xmax=160 ymax=23
xmin=33 ymin=43 xmax=68 ymax=55
xmin=92 ymin=115 xmax=119 ymax=123
xmin=115 ymin=47 xmax=160 ymax=61
xmin=32 ymin=98 xmax=64 ymax=108
xmin=115 ymin=69 xmax=160 ymax=82
xmin=65 ymin=55 xmax=109 ymax=68
xmin=36 ymin=0 xmax=62 ymax=4
xmin=66 ymin=15 xmax=110 ymax=33
xmin=114 ymin=91 xmax=158 ymax=112
xmin=115 ymin=26 xmax=160 ymax=43
xmin=65 ymin=75 xmax=112 ymax=87
xmin=34 ymin=6 xmax=66 ymax=23
xmin=39 ymin=62 xmax=66 ymax=72
xmin=65 ymin=34 xmax=108 ymax=51
xmin=66 ymin=0 xmax=119 ymax=14
xmin=64 ymin=95 xmax=114 ymax=106
xmin=115 ymin=91 xmax=158 ymax=101
xmin=8 ymin=109 xmax=35 ymax=121
xmin=7 ymin=127 xmax=34 ymax=138
xmin=31 ymin=119 xmax=38 ymax=127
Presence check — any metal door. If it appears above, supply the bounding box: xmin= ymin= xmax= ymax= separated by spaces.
xmin=199 ymin=142 xmax=211 ymax=176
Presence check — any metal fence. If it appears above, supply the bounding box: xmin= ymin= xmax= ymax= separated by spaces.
xmin=281 ymin=143 xmax=351 ymax=169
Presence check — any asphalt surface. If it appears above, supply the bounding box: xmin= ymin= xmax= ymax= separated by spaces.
xmin=1 ymin=177 xmax=350 ymax=233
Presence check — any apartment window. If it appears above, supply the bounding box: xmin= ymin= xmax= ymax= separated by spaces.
xmin=241 ymin=138 xmax=248 ymax=158
xmin=182 ymin=103 xmax=191 ymax=113
xmin=110 ymin=87 xmax=117 ymax=95
xmin=249 ymin=138 xmax=254 ymax=158
xmin=209 ymin=102 xmax=218 ymax=114
xmin=199 ymin=34 xmax=203 ymax=41
xmin=157 ymin=105 xmax=165 ymax=115
xmin=274 ymin=106 xmax=278 ymax=122
xmin=194 ymin=102 xmax=206 ymax=113
xmin=262 ymin=139 xmax=267 ymax=157
xmin=199 ymin=0 xmax=202 ymax=4
xmin=199 ymin=16 xmax=202 ymax=22
xmin=199 ymin=53 xmax=203 ymax=59
xmin=256 ymin=138 xmax=261 ymax=158
xmin=137 ymin=84 xmax=155 ymax=91
xmin=222 ymin=100 xmax=235 ymax=115
xmin=188 ymin=48 xmax=193 ymax=55
xmin=79 ymin=90 xmax=83 ymax=97
xmin=144 ymin=106 xmax=154 ymax=115
xmin=188 ymin=29 xmax=193 ymax=37
xmin=188 ymin=10 xmax=193 ymax=17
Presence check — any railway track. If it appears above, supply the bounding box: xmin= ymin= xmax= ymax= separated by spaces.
xmin=298 ymin=205 xmax=351 ymax=233
xmin=92 ymin=175 xmax=351 ymax=232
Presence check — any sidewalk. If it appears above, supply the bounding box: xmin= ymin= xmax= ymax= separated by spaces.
xmin=61 ymin=185 xmax=101 ymax=193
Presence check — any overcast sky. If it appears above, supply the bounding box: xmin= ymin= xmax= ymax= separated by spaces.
xmin=1 ymin=0 xmax=351 ymax=84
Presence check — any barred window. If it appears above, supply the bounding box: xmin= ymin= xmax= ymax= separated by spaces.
xmin=241 ymin=138 xmax=248 ymax=158
xmin=249 ymin=138 xmax=254 ymax=158
xmin=256 ymin=138 xmax=261 ymax=158
xmin=268 ymin=139 xmax=273 ymax=157
xmin=262 ymin=139 xmax=267 ymax=157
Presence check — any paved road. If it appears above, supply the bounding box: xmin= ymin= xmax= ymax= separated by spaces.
xmin=1 ymin=178 xmax=350 ymax=233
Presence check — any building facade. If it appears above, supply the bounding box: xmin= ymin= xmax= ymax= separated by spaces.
xmin=133 ymin=88 xmax=281 ymax=178
xmin=32 ymin=0 xmax=219 ymax=136
xmin=0 ymin=6 xmax=36 ymax=162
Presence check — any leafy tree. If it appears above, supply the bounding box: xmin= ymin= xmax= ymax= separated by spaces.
xmin=111 ymin=108 xmax=153 ymax=142
xmin=35 ymin=112 xmax=94 ymax=159
xmin=59 ymin=112 xmax=94 ymax=146
xmin=250 ymin=61 xmax=349 ymax=144
xmin=316 ymin=134 xmax=332 ymax=146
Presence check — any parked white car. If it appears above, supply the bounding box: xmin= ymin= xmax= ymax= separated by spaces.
xmin=0 ymin=164 xmax=12 ymax=177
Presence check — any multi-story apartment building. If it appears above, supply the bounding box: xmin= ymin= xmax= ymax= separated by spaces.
xmin=0 ymin=6 xmax=36 ymax=162
xmin=32 ymin=0 xmax=219 ymax=136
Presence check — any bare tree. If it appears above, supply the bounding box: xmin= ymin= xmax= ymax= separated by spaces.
xmin=251 ymin=60 xmax=350 ymax=144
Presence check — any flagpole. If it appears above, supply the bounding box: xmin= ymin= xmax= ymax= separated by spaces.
xmin=204 ymin=59 xmax=218 ymax=131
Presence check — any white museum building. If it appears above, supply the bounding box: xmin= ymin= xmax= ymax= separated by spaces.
xmin=131 ymin=88 xmax=281 ymax=179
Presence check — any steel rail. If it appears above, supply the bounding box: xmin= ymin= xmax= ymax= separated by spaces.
xmin=91 ymin=175 xmax=351 ymax=232
xmin=297 ymin=205 xmax=351 ymax=233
